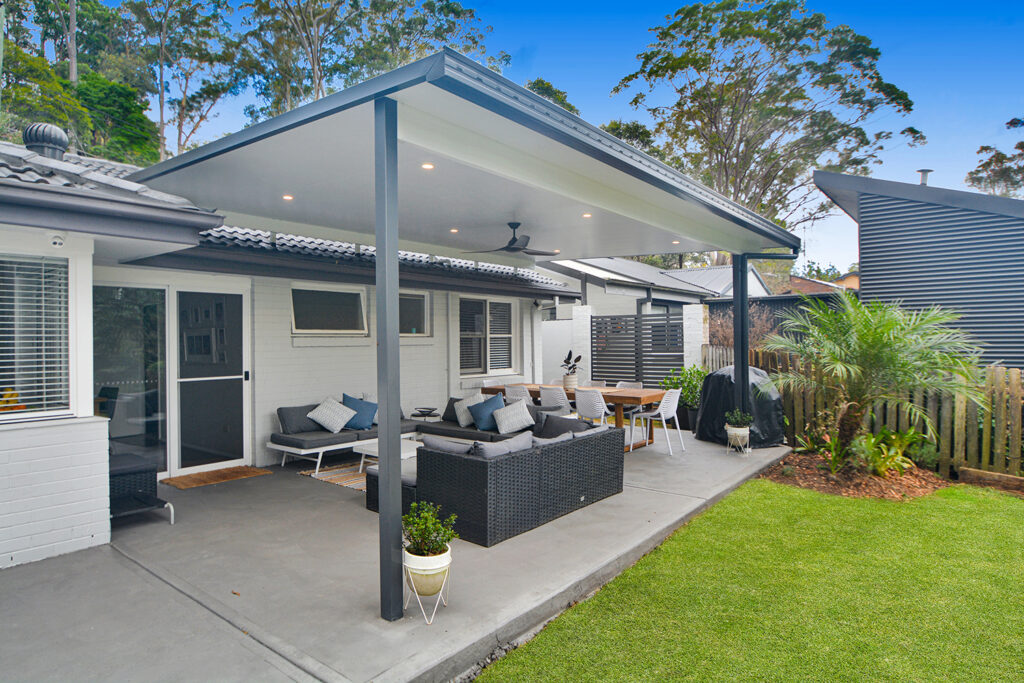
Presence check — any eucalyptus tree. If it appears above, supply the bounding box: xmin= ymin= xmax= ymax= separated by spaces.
xmin=525 ymin=78 xmax=578 ymax=115
xmin=616 ymin=0 xmax=924 ymax=231
xmin=966 ymin=117 xmax=1024 ymax=197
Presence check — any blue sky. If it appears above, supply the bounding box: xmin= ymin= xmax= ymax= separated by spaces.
xmin=206 ymin=0 xmax=1024 ymax=269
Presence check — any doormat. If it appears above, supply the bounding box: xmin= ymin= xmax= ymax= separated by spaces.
xmin=162 ymin=466 xmax=273 ymax=490
xmin=299 ymin=464 xmax=366 ymax=491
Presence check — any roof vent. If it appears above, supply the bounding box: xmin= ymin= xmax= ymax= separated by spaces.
xmin=23 ymin=123 xmax=70 ymax=160
xmin=916 ymin=168 xmax=933 ymax=186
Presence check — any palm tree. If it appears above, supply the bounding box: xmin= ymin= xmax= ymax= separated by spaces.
xmin=762 ymin=292 xmax=984 ymax=453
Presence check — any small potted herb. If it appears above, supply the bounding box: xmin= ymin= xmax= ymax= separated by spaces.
xmin=724 ymin=408 xmax=754 ymax=453
xmin=402 ymin=502 xmax=457 ymax=599
xmin=660 ymin=366 xmax=707 ymax=429
xmin=561 ymin=350 xmax=582 ymax=391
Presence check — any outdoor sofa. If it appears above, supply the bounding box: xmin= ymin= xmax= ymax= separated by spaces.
xmin=367 ymin=426 xmax=625 ymax=546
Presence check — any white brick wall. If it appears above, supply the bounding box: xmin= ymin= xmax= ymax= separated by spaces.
xmin=250 ymin=279 xmax=539 ymax=466
xmin=683 ymin=304 xmax=709 ymax=368
xmin=0 ymin=417 xmax=110 ymax=568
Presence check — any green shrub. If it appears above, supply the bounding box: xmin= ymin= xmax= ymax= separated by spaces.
xmin=852 ymin=428 xmax=924 ymax=477
xmin=402 ymin=502 xmax=458 ymax=556
xmin=660 ymin=366 xmax=708 ymax=408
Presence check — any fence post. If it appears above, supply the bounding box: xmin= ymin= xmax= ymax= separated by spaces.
xmin=981 ymin=368 xmax=994 ymax=471
xmin=1009 ymin=369 xmax=1022 ymax=477
xmin=994 ymin=366 xmax=1008 ymax=473
xmin=953 ymin=379 xmax=967 ymax=474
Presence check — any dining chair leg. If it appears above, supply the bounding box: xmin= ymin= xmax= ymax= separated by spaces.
xmin=662 ymin=419 xmax=673 ymax=456
xmin=675 ymin=418 xmax=686 ymax=452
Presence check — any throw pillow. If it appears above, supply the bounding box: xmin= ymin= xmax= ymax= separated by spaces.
xmin=467 ymin=393 xmax=505 ymax=432
xmin=420 ymin=434 xmax=472 ymax=454
xmin=537 ymin=414 xmax=592 ymax=439
xmin=532 ymin=431 xmax=573 ymax=447
xmin=454 ymin=392 xmax=486 ymax=427
xmin=278 ymin=404 xmax=321 ymax=434
xmin=341 ymin=393 xmax=377 ymax=430
xmin=492 ymin=400 xmax=535 ymax=434
xmin=572 ymin=424 xmax=611 ymax=438
xmin=306 ymin=399 xmax=357 ymax=433
xmin=441 ymin=397 xmax=460 ymax=423
xmin=471 ymin=429 xmax=533 ymax=458
xmin=361 ymin=392 xmax=405 ymax=422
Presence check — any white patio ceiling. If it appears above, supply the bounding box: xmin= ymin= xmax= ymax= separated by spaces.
xmin=132 ymin=50 xmax=799 ymax=264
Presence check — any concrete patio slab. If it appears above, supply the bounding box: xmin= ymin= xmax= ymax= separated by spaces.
xmin=0 ymin=434 xmax=786 ymax=682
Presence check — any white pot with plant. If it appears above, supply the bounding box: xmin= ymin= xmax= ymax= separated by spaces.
xmin=724 ymin=408 xmax=754 ymax=453
xmin=402 ymin=502 xmax=457 ymax=623
xmin=561 ymin=350 xmax=582 ymax=391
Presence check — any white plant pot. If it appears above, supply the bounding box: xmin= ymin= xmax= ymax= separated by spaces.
xmin=403 ymin=545 xmax=452 ymax=597
xmin=725 ymin=424 xmax=751 ymax=452
xmin=563 ymin=374 xmax=578 ymax=391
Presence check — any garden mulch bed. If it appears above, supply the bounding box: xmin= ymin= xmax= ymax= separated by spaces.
xmin=762 ymin=451 xmax=948 ymax=501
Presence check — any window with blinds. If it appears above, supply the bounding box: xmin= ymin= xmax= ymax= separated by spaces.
xmin=459 ymin=298 xmax=514 ymax=375
xmin=0 ymin=255 xmax=70 ymax=419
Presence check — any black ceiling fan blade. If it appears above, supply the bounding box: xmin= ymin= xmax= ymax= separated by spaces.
xmin=461 ymin=247 xmax=511 ymax=254
xmin=514 ymin=234 xmax=530 ymax=249
xmin=522 ymin=248 xmax=561 ymax=256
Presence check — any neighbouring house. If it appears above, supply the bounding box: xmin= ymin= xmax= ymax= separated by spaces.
xmin=815 ymin=170 xmax=1024 ymax=367
xmin=1 ymin=49 xmax=799 ymax=619
xmin=660 ymin=264 xmax=772 ymax=298
xmin=780 ymin=274 xmax=845 ymax=294
xmin=833 ymin=270 xmax=860 ymax=290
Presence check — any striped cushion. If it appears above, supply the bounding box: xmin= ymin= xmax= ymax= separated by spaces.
xmin=307 ymin=398 xmax=357 ymax=433
xmin=493 ymin=399 xmax=535 ymax=434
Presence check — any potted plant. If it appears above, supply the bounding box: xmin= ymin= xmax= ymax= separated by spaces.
xmin=561 ymin=350 xmax=582 ymax=391
xmin=724 ymin=408 xmax=754 ymax=453
xmin=402 ymin=502 xmax=457 ymax=599
xmin=660 ymin=366 xmax=707 ymax=430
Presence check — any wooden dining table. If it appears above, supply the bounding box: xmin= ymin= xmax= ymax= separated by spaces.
xmin=481 ymin=384 xmax=666 ymax=451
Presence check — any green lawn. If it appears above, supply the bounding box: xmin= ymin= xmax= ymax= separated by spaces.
xmin=480 ymin=480 xmax=1024 ymax=681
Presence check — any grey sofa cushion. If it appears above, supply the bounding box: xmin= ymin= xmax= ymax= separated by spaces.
xmin=365 ymin=465 xmax=417 ymax=487
xmin=351 ymin=420 xmax=420 ymax=440
xmin=535 ymin=415 xmax=592 ymax=439
xmin=470 ymin=430 xmax=533 ymax=458
xmin=270 ymin=430 xmax=359 ymax=450
xmin=441 ymin=397 xmax=460 ymax=423
xmin=416 ymin=421 xmax=507 ymax=442
xmin=525 ymin=404 xmax=561 ymax=432
xmin=277 ymin=404 xmax=321 ymax=434
xmin=420 ymin=435 xmax=473 ymax=454
xmin=573 ymin=424 xmax=611 ymax=438
xmin=532 ymin=431 xmax=573 ymax=447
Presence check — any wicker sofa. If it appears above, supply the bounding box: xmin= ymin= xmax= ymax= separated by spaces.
xmin=367 ymin=428 xmax=625 ymax=546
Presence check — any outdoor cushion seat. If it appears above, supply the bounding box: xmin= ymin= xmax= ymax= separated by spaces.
xmin=364 ymin=464 xmax=417 ymax=487
xmin=352 ymin=420 xmax=420 ymax=440
xmin=415 ymin=420 xmax=516 ymax=442
xmin=269 ymin=430 xmax=359 ymax=450
xmin=109 ymin=452 xmax=156 ymax=477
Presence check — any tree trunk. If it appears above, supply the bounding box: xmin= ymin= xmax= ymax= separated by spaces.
xmin=68 ymin=0 xmax=78 ymax=84
xmin=836 ymin=404 xmax=864 ymax=455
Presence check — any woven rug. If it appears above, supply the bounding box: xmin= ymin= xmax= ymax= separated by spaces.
xmin=299 ymin=463 xmax=366 ymax=491
xmin=162 ymin=466 xmax=272 ymax=490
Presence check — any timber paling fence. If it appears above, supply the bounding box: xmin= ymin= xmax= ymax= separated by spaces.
xmin=702 ymin=344 xmax=1024 ymax=478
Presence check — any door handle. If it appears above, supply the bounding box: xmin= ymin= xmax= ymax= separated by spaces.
xmin=244 ymin=371 xmax=250 ymax=381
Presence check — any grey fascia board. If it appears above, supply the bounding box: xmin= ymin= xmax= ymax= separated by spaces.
xmin=814 ymin=170 xmax=1024 ymax=223
xmin=431 ymin=50 xmax=800 ymax=251
xmin=129 ymin=56 xmax=442 ymax=184
xmin=537 ymin=261 xmax=606 ymax=287
xmin=0 ymin=181 xmax=221 ymax=243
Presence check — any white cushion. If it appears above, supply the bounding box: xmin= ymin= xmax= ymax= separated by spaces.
xmin=307 ymin=398 xmax=357 ymax=433
xmin=492 ymin=400 xmax=535 ymax=434
xmin=454 ymin=393 xmax=485 ymax=427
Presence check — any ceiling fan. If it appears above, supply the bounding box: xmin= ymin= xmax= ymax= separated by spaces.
xmin=462 ymin=222 xmax=560 ymax=257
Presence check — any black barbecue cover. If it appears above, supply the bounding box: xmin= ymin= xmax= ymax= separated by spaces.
xmin=694 ymin=366 xmax=785 ymax=448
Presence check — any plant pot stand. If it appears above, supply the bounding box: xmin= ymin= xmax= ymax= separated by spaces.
xmin=725 ymin=425 xmax=751 ymax=455
xmin=404 ymin=564 xmax=450 ymax=625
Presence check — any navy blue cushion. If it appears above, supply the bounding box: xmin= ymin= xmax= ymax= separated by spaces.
xmin=342 ymin=393 xmax=377 ymax=430
xmin=467 ymin=392 xmax=504 ymax=432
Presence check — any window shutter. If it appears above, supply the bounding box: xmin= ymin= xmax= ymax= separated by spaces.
xmin=489 ymin=302 xmax=512 ymax=335
xmin=0 ymin=255 xmax=70 ymax=418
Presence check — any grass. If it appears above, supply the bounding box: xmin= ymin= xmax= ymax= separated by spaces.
xmin=480 ymin=480 xmax=1024 ymax=681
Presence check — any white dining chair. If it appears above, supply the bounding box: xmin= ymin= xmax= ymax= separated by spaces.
xmin=539 ymin=386 xmax=574 ymax=417
xmin=504 ymin=384 xmax=534 ymax=404
xmin=612 ymin=380 xmax=644 ymax=420
xmin=630 ymin=388 xmax=685 ymax=455
xmin=585 ymin=379 xmax=607 ymax=387
xmin=575 ymin=388 xmax=612 ymax=426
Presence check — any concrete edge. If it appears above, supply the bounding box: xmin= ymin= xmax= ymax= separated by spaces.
xmin=110 ymin=542 xmax=349 ymax=683
xmin=405 ymin=448 xmax=791 ymax=682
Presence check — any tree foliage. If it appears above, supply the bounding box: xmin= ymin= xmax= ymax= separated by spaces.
xmin=74 ymin=70 xmax=159 ymax=163
xmin=965 ymin=117 xmax=1024 ymax=197
xmin=1 ymin=43 xmax=92 ymax=139
xmin=795 ymin=260 xmax=841 ymax=281
xmin=525 ymin=78 xmax=579 ymax=115
xmin=616 ymin=0 xmax=924 ymax=230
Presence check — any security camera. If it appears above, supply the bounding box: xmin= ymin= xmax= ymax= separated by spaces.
xmin=49 ymin=233 xmax=66 ymax=249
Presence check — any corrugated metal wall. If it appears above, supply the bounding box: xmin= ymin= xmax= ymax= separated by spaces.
xmin=860 ymin=193 xmax=1024 ymax=367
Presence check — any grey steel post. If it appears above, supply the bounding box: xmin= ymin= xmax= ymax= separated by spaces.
xmin=732 ymin=254 xmax=750 ymax=413
xmin=374 ymin=96 xmax=403 ymax=621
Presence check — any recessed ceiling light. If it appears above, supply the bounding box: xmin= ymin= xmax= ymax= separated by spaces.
xmin=581 ymin=212 xmax=592 ymax=218
xmin=421 ymin=162 xmax=435 ymax=170
xmin=449 ymin=228 xmax=459 ymax=233
xmin=282 ymin=194 xmax=294 ymax=201
xmin=672 ymin=240 xmax=680 ymax=245
xmin=553 ymin=249 xmax=561 ymax=253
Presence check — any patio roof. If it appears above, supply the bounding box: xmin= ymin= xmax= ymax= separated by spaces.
xmin=131 ymin=48 xmax=799 ymax=261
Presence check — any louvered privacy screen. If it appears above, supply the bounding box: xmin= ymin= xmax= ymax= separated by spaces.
xmin=0 ymin=255 xmax=70 ymax=419
xmin=590 ymin=313 xmax=685 ymax=387
xmin=459 ymin=298 xmax=514 ymax=373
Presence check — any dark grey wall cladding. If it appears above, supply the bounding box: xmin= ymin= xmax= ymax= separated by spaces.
xmin=859 ymin=193 xmax=1024 ymax=368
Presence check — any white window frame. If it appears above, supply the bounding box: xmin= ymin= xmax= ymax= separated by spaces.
xmin=458 ymin=295 xmax=519 ymax=377
xmin=290 ymin=282 xmax=368 ymax=336
xmin=399 ymin=289 xmax=431 ymax=337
